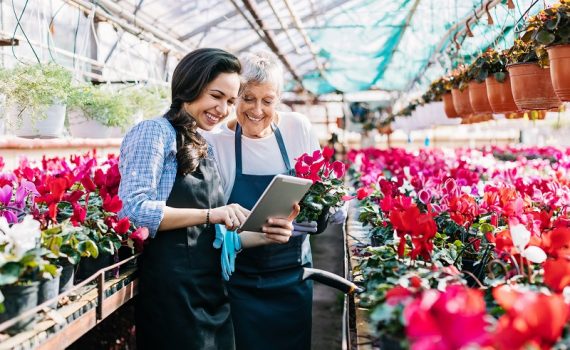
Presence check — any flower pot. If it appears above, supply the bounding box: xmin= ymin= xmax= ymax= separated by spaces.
xmin=451 ymin=87 xmax=473 ymax=116
xmin=315 ymin=206 xmax=331 ymax=235
xmin=0 ymin=281 xmax=40 ymax=332
xmin=468 ymin=81 xmax=493 ymax=114
xmin=10 ymin=103 xmax=66 ymax=138
xmin=58 ymin=259 xmax=75 ymax=293
xmin=486 ymin=75 xmax=519 ymax=113
xmin=109 ymin=110 xmax=143 ymax=138
xmin=38 ymin=267 xmax=61 ymax=309
xmin=547 ymin=44 xmax=570 ymax=101
xmin=507 ymin=63 xmax=561 ymax=110
xmin=75 ymin=253 xmax=113 ymax=282
xmin=68 ymin=108 xmax=113 ymax=138
xmin=442 ymin=93 xmax=459 ymax=118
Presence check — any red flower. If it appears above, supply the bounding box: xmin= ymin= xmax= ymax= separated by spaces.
xmin=81 ymin=175 xmax=96 ymax=193
xmin=114 ymin=217 xmax=131 ymax=235
xmin=331 ymin=161 xmax=345 ymax=178
xmin=544 ymin=259 xmax=570 ymax=292
xmin=493 ymin=286 xmax=569 ymax=349
xmin=356 ymin=186 xmax=373 ymax=200
xmin=322 ymin=146 xmax=334 ymax=161
xmin=103 ymin=194 xmax=123 ymax=213
xmin=71 ymin=202 xmax=87 ymax=226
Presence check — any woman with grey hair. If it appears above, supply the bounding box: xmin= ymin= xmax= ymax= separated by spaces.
xmin=203 ymin=50 xmax=321 ymax=350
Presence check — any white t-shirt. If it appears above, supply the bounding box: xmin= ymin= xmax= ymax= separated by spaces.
xmin=202 ymin=111 xmax=320 ymax=203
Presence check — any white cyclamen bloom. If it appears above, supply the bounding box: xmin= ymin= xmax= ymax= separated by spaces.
xmin=509 ymin=223 xmax=547 ymax=264
xmin=7 ymin=215 xmax=41 ymax=259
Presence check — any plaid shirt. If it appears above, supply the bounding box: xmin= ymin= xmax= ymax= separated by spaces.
xmin=118 ymin=117 xmax=178 ymax=238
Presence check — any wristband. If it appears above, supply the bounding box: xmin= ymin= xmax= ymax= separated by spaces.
xmin=206 ymin=209 xmax=211 ymax=226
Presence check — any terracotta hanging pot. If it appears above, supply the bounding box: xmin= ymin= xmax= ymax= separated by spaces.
xmin=547 ymin=44 xmax=570 ymax=102
xmin=468 ymin=81 xmax=493 ymax=114
xmin=486 ymin=74 xmax=519 ymax=113
xmin=451 ymin=86 xmax=473 ymax=116
xmin=507 ymin=63 xmax=561 ymax=110
xmin=442 ymin=92 xmax=459 ymax=118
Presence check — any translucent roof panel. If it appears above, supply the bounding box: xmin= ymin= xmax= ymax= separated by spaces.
xmin=2 ymin=0 xmax=561 ymax=98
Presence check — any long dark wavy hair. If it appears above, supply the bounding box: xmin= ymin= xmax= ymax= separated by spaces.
xmin=165 ymin=48 xmax=241 ymax=175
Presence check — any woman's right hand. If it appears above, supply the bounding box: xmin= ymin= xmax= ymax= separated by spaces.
xmin=209 ymin=204 xmax=250 ymax=231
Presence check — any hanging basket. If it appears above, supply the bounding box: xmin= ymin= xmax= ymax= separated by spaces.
xmin=507 ymin=63 xmax=560 ymax=110
xmin=547 ymin=44 xmax=570 ymax=102
xmin=468 ymin=81 xmax=493 ymax=114
xmin=9 ymin=103 xmax=66 ymax=138
xmin=442 ymin=93 xmax=459 ymax=118
xmin=451 ymin=87 xmax=473 ymax=116
xmin=486 ymin=74 xmax=519 ymax=113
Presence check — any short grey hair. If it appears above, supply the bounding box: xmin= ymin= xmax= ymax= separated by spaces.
xmin=239 ymin=50 xmax=284 ymax=95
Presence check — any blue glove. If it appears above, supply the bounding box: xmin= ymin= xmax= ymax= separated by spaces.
xmin=214 ymin=224 xmax=242 ymax=281
xmin=328 ymin=203 xmax=348 ymax=225
xmin=292 ymin=220 xmax=318 ymax=237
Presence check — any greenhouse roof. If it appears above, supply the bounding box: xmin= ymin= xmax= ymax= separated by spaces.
xmin=3 ymin=0 xmax=557 ymax=96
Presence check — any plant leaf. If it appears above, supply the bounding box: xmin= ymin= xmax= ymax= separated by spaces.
xmin=536 ymin=30 xmax=556 ymax=45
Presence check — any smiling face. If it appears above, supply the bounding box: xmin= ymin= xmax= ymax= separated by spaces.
xmin=183 ymin=72 xmax=240 ymax=131
xmin=236 ymin=82 xmax=279 ymax=138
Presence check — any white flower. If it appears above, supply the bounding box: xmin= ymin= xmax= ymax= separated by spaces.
xmin=510 ymin=224 xmax=547 ymax=264
xmin=6 ymin=215 xmax=41 ymax=259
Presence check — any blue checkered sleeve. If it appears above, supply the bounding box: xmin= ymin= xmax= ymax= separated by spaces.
xmin=118 ymin=118 xmax=177 ymax=238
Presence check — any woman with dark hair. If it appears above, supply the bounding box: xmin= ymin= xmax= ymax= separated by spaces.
xmin=118 ymin=48 xmax=297 ymax=349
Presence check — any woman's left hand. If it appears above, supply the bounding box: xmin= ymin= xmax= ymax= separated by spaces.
xmin=261 ymin=204 xmax=300 ymax=244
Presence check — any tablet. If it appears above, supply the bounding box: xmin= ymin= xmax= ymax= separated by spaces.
xmin=238 ymin=174 xmax=313 ymax=232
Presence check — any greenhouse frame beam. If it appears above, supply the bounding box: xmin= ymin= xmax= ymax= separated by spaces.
xmin=283 ymin=0 xmax=326 ymax=77
xmin=232 ymin=0 xmax=349 ymax=53
xmin=61 ymin=0 xmax=192 ymax=57
xmin=178 ymin=9 xmax=239 ymax=41
xmin=237 ymin=0 xmax=304 ymax=86
xmin=406 ymin=0 xmax=503 ymax=90
xmin=267 ymin=0 xmax=303 ymax=55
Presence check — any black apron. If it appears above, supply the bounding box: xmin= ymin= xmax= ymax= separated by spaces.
xmin=227 ymin=123 xmax=313 ymax=350
xmin=136 ymin=157 xmax=234 ymax=350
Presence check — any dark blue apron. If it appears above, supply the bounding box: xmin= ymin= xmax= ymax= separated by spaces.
xmin=136 ymin=156 xmax=234 ymax=350
xmin=227 ymin=123 xmax=313 ymax=350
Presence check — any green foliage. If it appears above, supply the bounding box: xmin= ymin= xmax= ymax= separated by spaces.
xmin=506 ymin=39 xmax=549 ymax=67
xmin=523 ymin=1 xmax=570 ymax=47
xmin=468 ymin=49 xmax=509 ymax=83
xmin=0 ymin=64 xmax=73 ymax=124
xmin=68 ymin=85 xmax=133 ymax=129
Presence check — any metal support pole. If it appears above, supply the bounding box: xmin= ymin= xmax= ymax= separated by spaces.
xmin=60 ymin=0 xmax=190 ymax=57
xmin=235 ymin=0 xmax=304 ymax=87
xmin=282 ymin=0 xmax=327 ymax=78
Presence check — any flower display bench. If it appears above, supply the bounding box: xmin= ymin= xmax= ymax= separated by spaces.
xmin=343 ymin=200 xmax=374 ymax=350
xmin=0 ymin=257 xmax=138 ymax=350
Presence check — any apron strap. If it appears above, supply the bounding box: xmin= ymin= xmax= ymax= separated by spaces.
xmin=271 ymin=123 xmax=292 ymax=172
xmin=234 ymin=122 xmax=293 ymax=176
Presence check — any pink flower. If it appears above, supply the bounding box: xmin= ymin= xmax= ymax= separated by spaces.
xmin=130 ymin=227 xmax=149 ymax=252
xmin=404 ymin=286 xmax=490 ymax=350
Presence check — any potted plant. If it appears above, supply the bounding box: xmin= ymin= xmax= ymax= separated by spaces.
xmin=1 ymin=64 xmax=72 ymax=138
xmin=506 ymin=39 xmax=561 ymax=110
xmin=0 ymin=216 xmax=57 ymax=331
xmin=67 ymin=84 xmax=133 ymax=138
xmin=294 ymin=147 xmax=349 ymax=234
xmin=481 ymin=49 xmax=520 ymax=113
xmin=523 ymin=0 xmax=570 ymax=101
xmin=467 ymin=53 xmax=494 ymax=114
xmin=450 ymin=65 xmax=473 ymax=117
xmin=425 ymin=77 xmax=459 ymax=119
xmin=441 ymin=77 xmax=460 ymax=118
